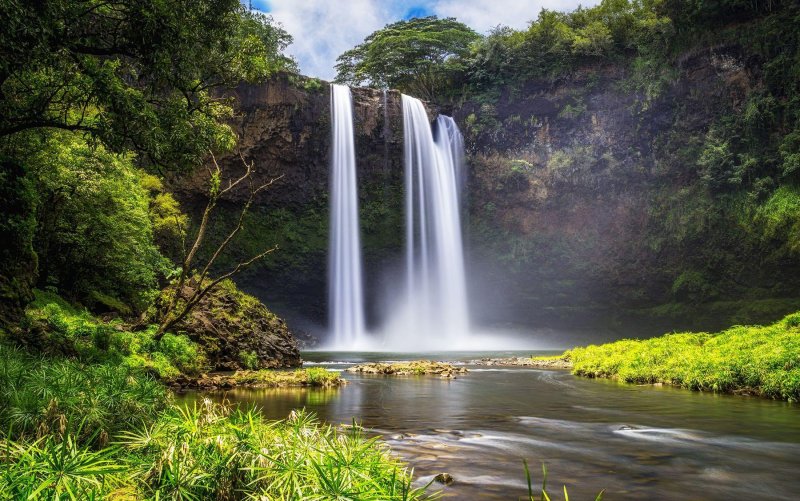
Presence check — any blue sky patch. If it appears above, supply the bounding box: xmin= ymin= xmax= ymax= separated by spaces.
xmin=247 ymin=0 xmax=270 ymax=12
xmin=404 ymin=6 xmax=432 ymax=19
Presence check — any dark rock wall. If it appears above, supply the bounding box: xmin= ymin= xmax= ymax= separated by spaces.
xmin=174 ymin=45 xmax=800 ymax=339
xmin=454 ymin=44 xmax=800 ymax=334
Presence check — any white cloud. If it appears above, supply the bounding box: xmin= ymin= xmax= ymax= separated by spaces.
xmin=266 ymin=0 xmax=408 ymax=80
xmin=432 ymin=0 xmax=597 ymax=33
xmin=261 ymin=0 xmax=601 ymax=80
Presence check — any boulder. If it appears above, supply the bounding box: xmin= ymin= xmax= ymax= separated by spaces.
xmin=158 ymin=278 xmax=301 ymax=370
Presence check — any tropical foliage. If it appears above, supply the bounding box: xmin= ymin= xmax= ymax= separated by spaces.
xmin=0 ymin=0 xmax=295 ymax=169
xmin=335 ymin=16 xmax=479 ymax=99
xmin=0 ymin=351 xmax=424 ymax=500
xmin=568 ymin=311 xmax=800 ymax=401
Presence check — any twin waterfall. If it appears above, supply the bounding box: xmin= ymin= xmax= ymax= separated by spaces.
xmin=328 ymin=85 xmax=469 ymax=350
xmin=328 ymin=84 xmax=367 ymax=347
xmin=401 ymin=98 xmax=470 ymax=346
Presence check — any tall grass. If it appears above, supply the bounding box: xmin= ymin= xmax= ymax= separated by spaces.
xmin=121 ymin=400 xmax=425 ymax=500
xmin=568 ymin=311 xmax=800 ymax=401
xmin=523 ymin=460 xmax=604 ymax=501
xmin=0 ymin=344 xmax=169 ymax=444
xmin=0 ymin=345 xmax=427 ymax=499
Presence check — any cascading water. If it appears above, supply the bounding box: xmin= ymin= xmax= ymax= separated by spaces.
xmin=328 ymin=84 xmax=366 ymax=347
xmin=389 ymin=94 xmax=470 ymax=348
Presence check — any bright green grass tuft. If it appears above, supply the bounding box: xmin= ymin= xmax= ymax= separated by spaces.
xmin=0 ymin=347 xmax=425 ymax=499
xmin=568 ymin=311 xmax=800 ymax=401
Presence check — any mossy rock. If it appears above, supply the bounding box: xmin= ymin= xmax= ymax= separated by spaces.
xmin=154 ymin=278 xmax=301 ymax=371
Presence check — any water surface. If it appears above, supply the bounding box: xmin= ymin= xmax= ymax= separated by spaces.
xmin=192 ymin=351 xmax=800 ymax=500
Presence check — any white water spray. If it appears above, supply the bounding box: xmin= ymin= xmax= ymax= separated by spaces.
xmin=328 ymin=84 xmax=366 ymax=346
xmin=384 ymin=95 xmax=470 ymax=348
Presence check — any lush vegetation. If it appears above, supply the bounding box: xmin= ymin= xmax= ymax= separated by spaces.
xmin=0 ymin=346 xmax=422 ymax=499
xmin=23 ymin=289 xmax=206 ymax=379
xmin=0 ymin=0 xmax=295 ymax=168
xmin=0 ymin=0 xmax=296 ymax=330
xmin=335 ymin=16 xmax=479 ymax=99
xmin=567 ymin=311 xmax=800 ymax=401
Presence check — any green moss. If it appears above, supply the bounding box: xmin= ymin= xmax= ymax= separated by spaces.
xmin=569 ymin=310 xmax=800 ymax=401
xmin=25 ymin=290 xmax=207 ymax=379
xmin=229 ymin=368 xmax=343 ymax=387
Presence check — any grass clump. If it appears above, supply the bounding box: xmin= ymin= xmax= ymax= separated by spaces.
xmin=568 ymin=311 xmax=800 ymax=401
xmin=0 ymin=347 xmax=424 ymax=499
xmin=523 ymin=460 xmax=604 ymax=501
xmin=0 ymin=398 xmax=424 ymax=499
xmin=120 ymin=400 xmax=423 ymax=500
xmin=0 ymin=344 xmax=170 ymax=445
xmin=230 ymin=367 xmax=344 ymax=387
xmin=25 ymin=289 xmax=207 ymax=379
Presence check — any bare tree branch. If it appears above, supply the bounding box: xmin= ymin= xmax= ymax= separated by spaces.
xmin=153 ymin=151 xmax=280 ymax=340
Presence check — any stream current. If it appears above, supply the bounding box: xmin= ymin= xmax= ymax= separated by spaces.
xmin=190 ymin=351 xmax=800 ymax=500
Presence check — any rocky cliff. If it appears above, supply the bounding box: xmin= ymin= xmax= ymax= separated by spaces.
xmin=174 ymin=39 xmax=800 ymax=339
xmin=171 ymin=75 xmax=410 ymax=331
xmin=452 ymin=42 xmax=800 ymax=333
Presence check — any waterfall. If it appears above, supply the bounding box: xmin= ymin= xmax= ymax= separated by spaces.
xmin=328 ymin=84 xmax=366 ymax=346
xmin=396 ymin=94 xmax=470 ymax=347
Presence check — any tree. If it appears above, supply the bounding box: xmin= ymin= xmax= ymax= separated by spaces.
xmin=29 ymin=131 xmax=169 ymax=313
xmin=0 ymin=1 xmax=295 ymax=170
xmin=0 ymin=1 xmax=296 ymax=327
xmin=152 ymin=153 xmax=282 ymax=340
xmin=334 ymin=16 xmax=479 ymax=100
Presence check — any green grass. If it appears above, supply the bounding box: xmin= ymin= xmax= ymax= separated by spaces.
xmin=25 ymin=289 xmax=207 ymax=379
xmin=0 ymin=346 xmax=425 ymax=500
xmin=0 ymin=344 xmax=170 ymax=445
xmin=1 ymin=401 xmax=425 ymax=500
xmin=229 ymin=367 xmax=344 ymax=387
xmin=568 ymin=311 xmax=800 ymax=401
xmin=523 ymin=460 xmax=604 ymax=501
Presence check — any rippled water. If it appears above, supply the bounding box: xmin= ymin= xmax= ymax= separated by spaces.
xmin=189 ymin=351 xmax=800 ymax=500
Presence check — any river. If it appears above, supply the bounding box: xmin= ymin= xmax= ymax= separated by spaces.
xmin=188 ymin=351 xmax=800 ymax=500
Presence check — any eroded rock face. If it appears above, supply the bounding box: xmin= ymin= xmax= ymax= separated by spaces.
xmin=169 ymin=75 xmax=428 ymax=330
xmin=449 ymin=44 xmax=800 ymax=334
xmin=164 ymin=279 xmax=301 ymax=370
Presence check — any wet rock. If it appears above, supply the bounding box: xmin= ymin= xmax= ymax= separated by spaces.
xmin=434 ymin=473 xmax=454 ymax=486
xmin=469 ymin=356 xmax=573 ymax=369
xmin=345 ymin=361 xmax=468 ymax=376
xmin=150 ymin=278 xmax=301 ymax=371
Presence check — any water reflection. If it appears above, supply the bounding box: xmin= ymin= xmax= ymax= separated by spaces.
xmin=183 ymin=360 xmax=800 ymax=500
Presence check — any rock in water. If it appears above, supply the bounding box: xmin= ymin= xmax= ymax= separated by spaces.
xmin=155 ymin=278 xmax=301 ymax=370
xmin=434 ymin=473 xmax=454 ymax=486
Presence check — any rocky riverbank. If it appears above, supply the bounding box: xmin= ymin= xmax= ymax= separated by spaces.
xmin=469 ymin=356 xmax=573 ymax=369
xmin=346 ymin=361 xmax=467 ymax=378
xmin=170 ymin=368 xmax=345 ymax=390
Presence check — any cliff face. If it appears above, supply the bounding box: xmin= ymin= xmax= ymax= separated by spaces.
xmin=175 ymin=42 xmax=800 ymax=338
xmin=453 ymin=43 xmax=800 ymax=333
xmin=172 ymin=76 xmax=409 ymax=330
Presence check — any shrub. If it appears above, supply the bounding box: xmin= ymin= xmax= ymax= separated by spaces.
xmin=159 ymin=333 xmax=205 ymax=375
xmin=240 ymin=349 xmax=259 ymax=369
xmin=569 ymin=310 xmax=800 ymax=401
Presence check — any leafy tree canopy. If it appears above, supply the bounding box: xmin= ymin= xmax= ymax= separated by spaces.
xmin=0 ymin=0 xmax=296 ymax=170
xmin=29 ymin=130 xmax=169 ymax=312
xmin=334 ymin=16 xmax=479 ymax=99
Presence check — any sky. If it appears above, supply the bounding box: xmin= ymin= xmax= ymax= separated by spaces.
xmin=246 ymin=0 xmax=601 ymax=81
